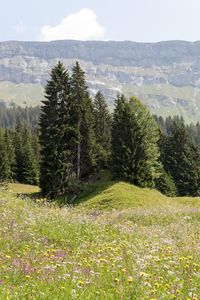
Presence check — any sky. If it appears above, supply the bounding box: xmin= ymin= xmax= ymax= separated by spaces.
xmin=1 ymin=0 xmax=200 ymax=42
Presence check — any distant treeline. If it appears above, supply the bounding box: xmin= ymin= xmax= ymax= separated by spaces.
xmin=1 ymin=106 xmax=200 ymax=148
xmin=155 ymin=115 xmax=200 ymax=147
xmin=0 ymin=124 xmax=39 ymax=185
xmin=0 ymin=105 xmax=40 ymax=128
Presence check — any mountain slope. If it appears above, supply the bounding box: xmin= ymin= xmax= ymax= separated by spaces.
xmin=1 ymin=40 xmax=200 ymax=122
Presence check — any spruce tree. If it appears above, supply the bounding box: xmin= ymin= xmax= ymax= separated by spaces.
xmin=15 ymin=122 xmax=26 ymax=183
xmin=112 ymin=95 xmax=161 ymax=188
xmin=4 ymin=129 xmax=15 ymax=180
xmin=15 ymin=123 xmax=39 ymax=185
xmin=39 ymin=62 xmax=72 ymax=197
xmin=155 ymin=166 xmax=177 ymax=196
xmin=55 ymin=65 xmax=75 ymax=195
xmin=22 ymin=127 xmax=39 ymax=185
xmin=70 ymin=61 xmax=96 ymax=179
xmin=111 ymin=94 xmax=127 ymax=178
xmin=0 ymin=129 xmax=12 ymax=182
xmin=94 ymin=91 xmax=112 ymax=169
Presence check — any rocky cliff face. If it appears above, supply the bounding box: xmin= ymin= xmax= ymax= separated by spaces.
xmin=1 ymin=40 xmax=200 ymax=122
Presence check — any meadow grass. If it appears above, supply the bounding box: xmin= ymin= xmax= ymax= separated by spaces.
xmin=0 ymin=178 xmax=199 ymax=299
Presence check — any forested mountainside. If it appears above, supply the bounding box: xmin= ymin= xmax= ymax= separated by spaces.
xmin=1 ymin=40 xmax=200 ymax=122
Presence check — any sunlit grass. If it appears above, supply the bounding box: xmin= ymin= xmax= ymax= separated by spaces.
xmin=8 ymin=183 xmax=40 ymax=194
xmin=0 ymin=179 xmax=199 ymax=299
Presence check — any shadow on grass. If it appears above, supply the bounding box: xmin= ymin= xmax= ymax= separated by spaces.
xmin=15 ymin=171 xmax=116 ymax=207
xmin=73 ymin=171 xmax=117 ymax=206
xmin=74 ymin=180 xmax=114 ymax=206
xmin=17 ymin=191 xmax=42 ymax=201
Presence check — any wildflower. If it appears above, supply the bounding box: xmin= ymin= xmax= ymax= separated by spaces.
xmin=179 ymin=257 xmax=185 ymax=261
xmin=114 ymin=278 xmax=119 ymax=283
xmin=127 ymin=276 xmax=133 ymax=284
xmin=154 ymin=282 xmax=160 ymax=288
xmin=78 ymin=280 xmax=84 ymax=286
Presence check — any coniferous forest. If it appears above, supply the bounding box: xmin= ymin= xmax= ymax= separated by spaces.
xmin=1 ymin=61 xmax=200 ymax=199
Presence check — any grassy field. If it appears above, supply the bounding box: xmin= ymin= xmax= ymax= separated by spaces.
xmin=0 ymin=82 xmax=43 ymax=106
xmin=0 ymin=177 xmax=200 ymax=299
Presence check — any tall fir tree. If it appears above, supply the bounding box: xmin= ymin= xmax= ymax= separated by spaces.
xmin=15 ymin=122 xmax=26 ymax=183
xmin=70 ymin=61 xmax=96 ymax=179
xmin=0 ymin=129 xmax=12 ymax=181
xmin=55 ymin=65 xmax=74 ymax=195
xmin=39 ymin=62 xmax=72 ymax=197
xmin=112 ymin=95 xmax=161 ymax=188
xmin=22 ymin=127 xmax=39 ymax=185
xmin=15 ymin=123 xmax=39 ymax=185
xmin=94 ymin=91 xmax=112 ymax=169
xmin=4 ymin=129 xmax=15 ymax=180
xmin=111 ymin=94 xmax=127 ymax=177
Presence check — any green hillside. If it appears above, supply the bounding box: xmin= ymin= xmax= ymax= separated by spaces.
xmin=0 ymin=82 xmax=43 ymax=106
xmin=0 ymin=180 xmax=199 ymax=299
xmin=75 ymin=172 xmax=170 ymax=210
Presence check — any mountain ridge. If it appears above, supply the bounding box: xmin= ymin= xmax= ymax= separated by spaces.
xmin=1 ymin=40 xmax=200 ymax=122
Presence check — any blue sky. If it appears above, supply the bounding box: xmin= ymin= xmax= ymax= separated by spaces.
xmin=1 ymin=0 xmax=200 ymax=42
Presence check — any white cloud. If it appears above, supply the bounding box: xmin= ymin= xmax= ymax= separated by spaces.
xmin=39 ymin=9 xmax=106 ymax=41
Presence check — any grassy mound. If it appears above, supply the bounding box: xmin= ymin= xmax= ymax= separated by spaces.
xmin=74 ymin=171 xmax=167 ymax=210
xmin=77 ymin=181 xmax=170 ymax=210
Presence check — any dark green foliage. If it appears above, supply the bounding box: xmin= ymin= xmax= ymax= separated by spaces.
xmin=94 ymin=91 xmax=112 ymax=169
xmin=21 ymin=128 xmax=39 ymax=185
xmin=39 ymin=62 xmax=73 ymax=198
xmin=155 ymin=167 xmax=177 ymax=197
xmin=31 ymin=128 xmax=41 ymax=165
xmin=70 ymin=61 xmax=96 ymax=179
xmin=15 ymin=122 xmax=26 ymax=183
xmin=0 ymin=124 xmax=39 ymax=185
xmin=160 ymin=119 xmax=200 ymax=196
xmin=155 ymin=115 xmax=200 ymax=147
xmin=111 ymin=94 xmax=127 ymax=178
xmin=4 ymin=129 xmax=16 ymax=180
xmin=55 ymin=64 xmax=75 ymax=196
xmin=15 ymin=123 xmax=39 ymax=185
xmin=0 ymin=129 xmax=12 ymax=182
xmin=39 ymin=61 xmax=98 ymax=198
xmin=187 ymin=121 xmax=200 ymax=146
xmin=112 ymin=95 xmax=161 ymax=188
xmin=0 ymin=105 xmax=40 ymax=128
